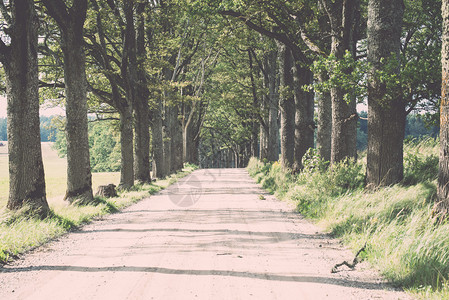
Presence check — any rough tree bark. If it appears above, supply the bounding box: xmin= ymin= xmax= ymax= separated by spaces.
xmin=293 ymin=65 xmax=315 ymax=172
xmin=366 ymin=0 xmax=405 ymax=188
xmin=122 ymin=0 xmax=148 ymax=184
xmin=183 ymin=97 xmax=202 ymax=165
xmin=42 ymin=0 xmax=93 ymax=203
xmin=316 ymin=73 xmax=332 ymax=163
xmin=171 ymin=104 xmax=184 ymax=173
xmin=0 ymin=0 xmax=49 ymax=216
xmin=119 ymin=107 xmax=134 ymax=189
xmin=133 ymin=1 xmax=151 ymax=183
xmin=438 ymin=0 xmax=449 ymax=214
xmin=266 ymin=48 xmax=280 ymax=162
xmin=320 ymin=0 xmax=359 ymax=165
xmin=278 ymin=44 xmax=295 ymax=169
xmin=152 ymin=97 xmax=166 ymax=178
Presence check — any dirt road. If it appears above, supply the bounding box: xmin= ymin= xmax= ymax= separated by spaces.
xmin=0 ymin=169 xmax=411 ymax=299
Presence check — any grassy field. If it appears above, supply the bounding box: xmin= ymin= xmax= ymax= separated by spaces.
xmin=0 ymin=142 xmax=120 ymax=209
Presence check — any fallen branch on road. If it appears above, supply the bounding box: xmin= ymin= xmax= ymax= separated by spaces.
xmin=331 ymin=243 xmax=366 ymax=273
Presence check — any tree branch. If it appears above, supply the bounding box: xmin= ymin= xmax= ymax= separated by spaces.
xmin=41 ymin=0 xmax=69 ymax=32
xmin=220 ymin=10 xmax=308 ymax=64
xmin=0 ymin=1 xmax=11 ymax=25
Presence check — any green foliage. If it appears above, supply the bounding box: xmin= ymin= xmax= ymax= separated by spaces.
xmin=357 ymin=112 xmax=439 ymax=151
xmin=403 ymin=137 xmax=439 ymax=186
xmin=40 ymin=116 xmax=58 ymax=142
xmin=307 ymin=51 xmax=369 ymax=104
xmin=54 ymin=119 xmax=121 ymax=173
xmin=301 ymin=148 xmax=329 ymax=173
xmin=89 ymin=121 xmax=121 ymax=172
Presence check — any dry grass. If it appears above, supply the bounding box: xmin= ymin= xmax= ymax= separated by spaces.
xmin=0 ymin=142 xmax=120 ymax=209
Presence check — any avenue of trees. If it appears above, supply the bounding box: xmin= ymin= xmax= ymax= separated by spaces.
xmin=1 ymin=0 xmax=449 ymax=217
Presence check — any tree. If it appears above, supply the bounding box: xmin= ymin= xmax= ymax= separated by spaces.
xmin=120 ymin=0 xmax=151 ymax=184
xmin=85 ymin=0 xmax=135 ymax=189
xmin=366 ymin=0 xmax=405 ymax=188
xmin=220 ymin=2 xmax=315 ymax=171
xmin=318 ymin=0 xmax=360 ymax=164
xmin=278 ymin=43 xmax=295 ymax=169
xmin=0 ymin=0 xmax=49 ymax=216
xmin=437 ymin=0 xmax=449 ymax=214
xmin=134 ymin=0 xmax=151 ymax=183
xmin=42 ymin=0 xmax=93 ymax=202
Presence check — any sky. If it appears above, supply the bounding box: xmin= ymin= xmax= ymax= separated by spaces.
xmin=0 ymin=96 xmax=65 ymax=118
xmin=0 ymin=95 xmax=367 ymax=118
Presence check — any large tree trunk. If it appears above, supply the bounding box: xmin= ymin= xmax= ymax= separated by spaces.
xmin=259 ymin=123 xmax=268 ymax=160
xmin=316 ymin=73 xmax=332 ymax=162
xmin=3 ymin=0 xmax=49 ymax=216
xmin=171 ymin=105 xmax=184 ymax=172
xmin=134 ymin=96 xmax=150 ymax=183
xmin=321 ymin=0 xmax=359 ymax=165
xmin=163 ymin=104 xmax=173 ymax=174
xmin=119 ymin=108 xmax=134 ymax=189
xmin=438 ymin=0 xmax=449 ymax=214
xmin=278 ymin=44 xmax=295 ymax=169
xmin=63 ymin=33 xmax=93 ymax=202
xmin=330 ymin=87 xmax=357 ymax=164
xmin=293 ymin=65 xmax=315 ymax=171
xmin=134 ymin=1 xmax=151 ymax=183
xmin=43 ymin=0 xmax=93 ymax=203
xmin=60 ymin=5 xmax=93 ymax=202
xmin=366 ymin=0 xmax=405 ymax=188
xmin=266 ymin=48 xmax=280 ymax=162
xmin=152 ymin=98 xmax=166 ymax=178
xmin=183 ymin=117 xmax=200 ymax=165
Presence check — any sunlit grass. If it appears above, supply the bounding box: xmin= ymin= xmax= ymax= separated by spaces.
xmin=0 ymin=142 xmax=121 ymax=207
xmin=247 ymin=138 xmax=449 ymax=298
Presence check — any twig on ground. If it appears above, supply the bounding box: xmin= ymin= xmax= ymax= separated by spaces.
xmin=331 ymin=242 xmax=366 ymax=273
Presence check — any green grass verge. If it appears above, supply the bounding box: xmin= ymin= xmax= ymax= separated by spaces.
xmin=248 ymin=138 xmax=449 ymax=299
xmin=0 ymin=164 xmax=198 ymax=265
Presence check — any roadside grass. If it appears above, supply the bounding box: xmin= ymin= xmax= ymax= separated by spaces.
xmin=248 ymin=138 xmax=449 ymax=299
xmin=0 ymin=142 xmax=198 ymax=264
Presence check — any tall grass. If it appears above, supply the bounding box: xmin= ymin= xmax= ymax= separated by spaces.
xmin=248 ymin=137 xmax=448 ymax=298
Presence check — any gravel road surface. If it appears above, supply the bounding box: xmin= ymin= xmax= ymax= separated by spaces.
xmin=0 ymin=168 xmax=411 ymax=299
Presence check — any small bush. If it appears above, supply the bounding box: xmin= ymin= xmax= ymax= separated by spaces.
xmin=403 ymin=153 xmax=438 ymax=186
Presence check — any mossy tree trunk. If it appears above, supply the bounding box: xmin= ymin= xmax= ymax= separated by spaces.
xmin=0 ymin=0 xmax=49 ymax=216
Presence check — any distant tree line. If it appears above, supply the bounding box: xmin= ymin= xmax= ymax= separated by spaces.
xmin=357 ymin=112 xmax=439 ymax=150
xmin=0 ymin=116 xmax=58 ymax=142
xmin=54 ymin=120 xmax=121 ymax=173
